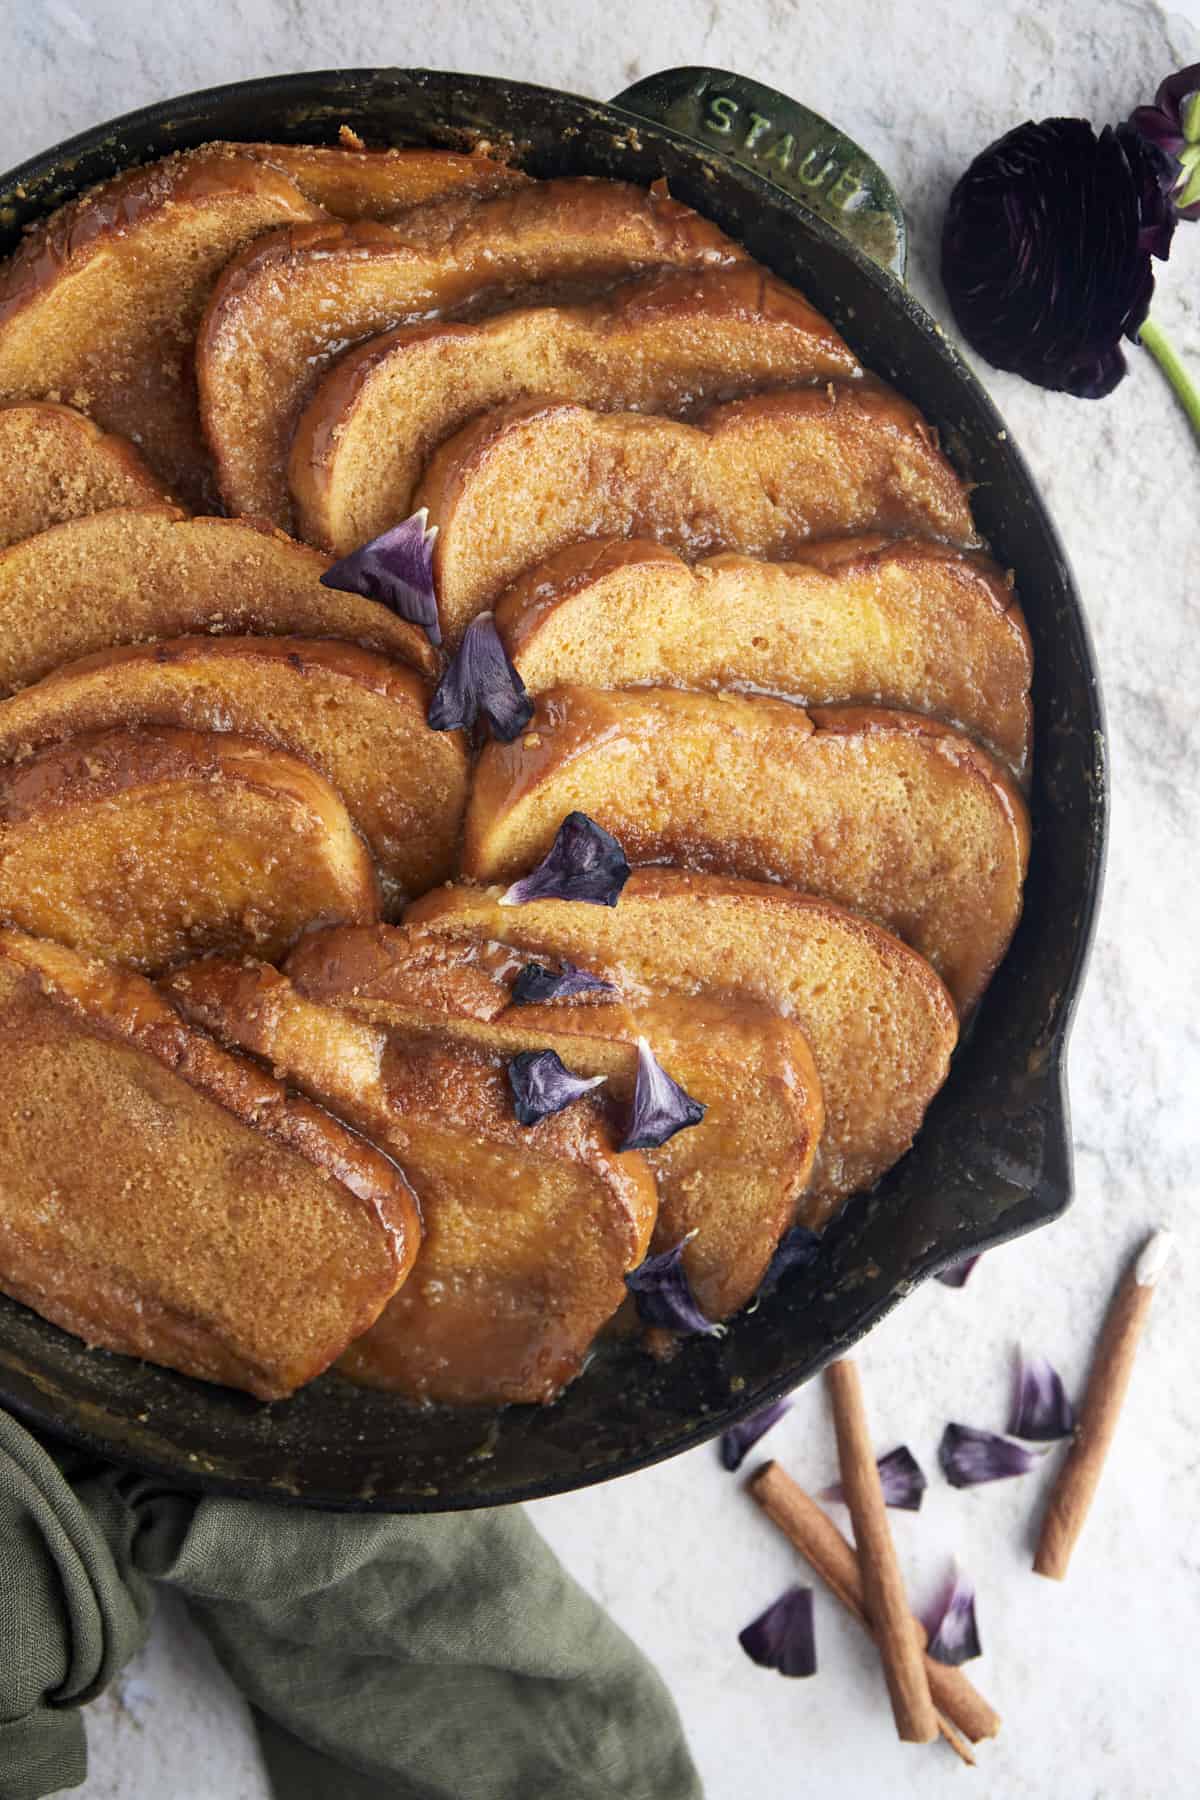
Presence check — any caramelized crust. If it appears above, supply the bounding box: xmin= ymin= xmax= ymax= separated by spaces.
xmin=0 ymin=508 xmax=437 ymax=696
xmin=0 ymin=725 xmax=380 ymax=972
xmin=418 ymin=386 xmax=978 ymax=646
xmin=0 ymin=929 xmax=418 ymax=1399
xmin=408 ymin=871 xmax=958 ymax=1222
xmin=166 ymin=956 xmax=656 ymax=1406
xmin=285 ymin=923 xmax=824 ymax=1320
xmin=237 ymin=143 xmax=528 ymax=217
xmin=290 ymin=265 xmax=860 ymax=551
xmin=0 ymin=147 xmax=327 ymax=507
xmin=498 ymin=534 xmax=1033 ymax=778
xmin=465 ymin=689 xmax=1030 ymax=1013
xmin=0 ymin=636 xmax=467 ymax=913
xmin=197 ymin=177 xmax=746 ymax=528
xmin=0 ymin=403 xmax=172 ymax=548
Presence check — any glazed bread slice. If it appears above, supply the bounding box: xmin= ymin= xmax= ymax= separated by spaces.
xmin=0 ymin=725 xmax=380 ymax=973
xmin=284 ymin=924 xmax=824 ymax=1320
xmin=0 ymin=508 xmax=437 ymax=696
xmin=0 ymin=929 xmax=418 ymax=1399
xmin=0 ymin=636 xmax=468 ymax=912
xmin=0 ymin=403 xmax=172 ymax=548
xmin=465 ymin=689 xmax=1030 ymax=1013
xmin=0 ymin=147 xmax=327 ymax=506
xmin=417 ymin=386 xmax=978 ymax=645
xmin=290 ymin=264 xmax=861 ymax=552
xmin=166 ymin=956 xmax=656 ymax=1406
xmin=409 ymin=872 xmax=957 ymax=1224
xmin=197 ymin=177 xmax=746 ymax=528
xmin=240 ymin=142 xmax=527 ymax=217
xmin=497 ymin=534 xmax=1033 ymax=778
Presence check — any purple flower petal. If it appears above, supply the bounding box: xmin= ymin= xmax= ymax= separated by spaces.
xmin=618 ymin=1037 xmax=706 ymax=1151
xmin=719 ymin=1396 xmax=792 ymax=1471
xmin=821 ymin=1444 xmax=927 ymax=1512
xmin=936 ymin=1253 xmax=982 ymax=1289
xmin=511 ymin=960 xmax=619 ymax=1005
xmin=1130 ymin=64 xmax=1200 ymax=218
xmin=507 ymin=1049 xmax=604 ymax=1126
xmin=760 ymin=1226 xmax=821 ymax=1294
xmin=427 ymin=612 xmax=533 ymax=741
xmin=625 ymin=1237 xmax=723 ymax=1337
xmin=739 ymin=1586 xmax=817 ymax=1678
xmin=939 ymin=1423 xmax=1047 ymax=1488
xmin=1008 ymin=1348 xmax=1076 ymax=1442
xmin=320 ymin=509 xmax=441 ymax=644
xmin=500 ymin=812 xmax=630 ymax=908
xmin=922 ymin=1563 xmax=983 ymax=1666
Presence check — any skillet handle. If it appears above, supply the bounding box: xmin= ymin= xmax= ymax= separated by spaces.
xmin=610 ymin=66 xmax=907 ymax=280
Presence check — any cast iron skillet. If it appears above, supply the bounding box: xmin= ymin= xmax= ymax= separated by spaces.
xmin=0 ymin=67 xmax=1106 ymax=1510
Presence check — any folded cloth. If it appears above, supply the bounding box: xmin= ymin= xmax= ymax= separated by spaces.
xmin=0 ymin=1408 xmax=702 ymax=1800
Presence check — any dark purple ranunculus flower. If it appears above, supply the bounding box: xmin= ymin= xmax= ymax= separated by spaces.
xmin=942 ymin=117 xmax=1175 ymax=397
xmin=1130 ymin=63 xmax=1200 ymax=219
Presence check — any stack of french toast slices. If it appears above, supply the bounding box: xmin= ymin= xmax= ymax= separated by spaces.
xmin=0 ymin=137 xmax=1032 ymax=1409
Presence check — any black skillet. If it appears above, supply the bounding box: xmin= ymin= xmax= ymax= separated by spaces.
xmin=0 ymin=67 xmax=1106 ymax=1510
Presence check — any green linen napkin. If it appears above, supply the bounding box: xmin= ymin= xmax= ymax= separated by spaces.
xmin=0 ymin=1408 xmax=702 ymax=1800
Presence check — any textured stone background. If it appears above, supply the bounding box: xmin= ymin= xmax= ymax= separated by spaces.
xmin=4 ymin=3 xmax=1198 ymax=1794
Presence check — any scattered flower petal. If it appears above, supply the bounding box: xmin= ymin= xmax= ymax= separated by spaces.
xmin=936 ymin=1253 xmax=982 ymax=1289
xmin=501 ymin=812 xmax=630 ymax=907
xmin=739 ymin=1586 xmax=817 ymax=1678
xmin=426 ymin=612 xmax=533 ymax=741
xmin=719 ymin=1397 xmax=792 ymax=1471
xmin=760 ymin=1226 xmax=821 ymax=1294
xmin=939 ymin=1423 xmax=1048 ymax=1488
xmin=618 ymin=1037 xmax=706 ymax=1151
xmin=625 ymin=1236 xmax=723 ymax=1337
xmin=821 ymin=1444 xmax=927 ymax=1512
xmin=1009 ymin=1349 xmax=1076 ymax=1441
xmin=922 ymin=1563 xmax=983 ymax=1666
xmin=511 ymin=960 xmax=619 ymax=1005
xmin=507 ymin=1049 xmax=604 ymax=1125
xmin=320 ymin=509 xmax=441 ymax=643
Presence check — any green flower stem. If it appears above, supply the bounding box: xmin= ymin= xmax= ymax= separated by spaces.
xmin=1140 ymin=315 xmax=1200 ymax=443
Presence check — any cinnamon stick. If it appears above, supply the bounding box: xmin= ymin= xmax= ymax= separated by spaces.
xmin=1034 ymin=1229 xmax=1174 ymax=1581
xmin=825 ymin=1359 xmax=938 ymax=1743
xmin=749 ymin=1459 xmax=1001 ymax=1745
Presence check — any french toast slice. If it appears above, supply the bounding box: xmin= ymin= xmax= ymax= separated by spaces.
xmin=496 ymin=535 xmax=1033 ymax=778
xmin=0 ymin=929 xmax=419 ymax=1400
xmin=0 ymin=403 xmax=172 ymax=548
xmin=464 ymin=689 xmax=1030 ymax=1014
xmin=408 ymin=872 xmax=957 ymax=1224
xmin=416 ymin=386 xmax=979 ymax=645
xmin=283 ymin=924 xmax=825 ymax=1320
xmin=0 ymin=147 xmax=327 ymax=507
xmin=289 ymin=265 xmax=860 ymax=551
xmin=0 ymin=725 xmax=380 ymax=973
xmin=0 ymin=636 xmax=468 ymax=913
xmin=165 ymin=956 xmax=656 ymax=1406
xmin=0 ymin=508 xmax=437 ymax=695
xmin=240 ymin=142 xmax=528 ymax=216
xmin=197 ymin=177 xmax=746 ymax=528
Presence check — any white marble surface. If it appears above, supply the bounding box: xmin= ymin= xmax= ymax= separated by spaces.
xmin=4 ymin=1 xmax=1199 ymax=1794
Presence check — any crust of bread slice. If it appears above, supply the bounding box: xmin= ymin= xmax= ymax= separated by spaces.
xmin=237 ymin=142 xmax=528 ymax=217
xmin=496 ymin=534 xmax=1033 ymax=778
xmin=464 ymin=689 xmax=1029 ymax=1014
xmin=289 ymin=264 xmax=861 ymax=551
xmin=0 ymin=636 xmax=468 ymax=913
xmin=0 ymin=928 xmax=418 ymax=1399
xmin=0 ymin=724 xmax=380 ymax=972
xmin=408 ymin=872 xmax=956 ymax=1223
xmin=0 ymin=147 xmax=327 ymax=507
xmin=0 ymin=508 xmax=437 ymax=696
xmin=0 ymin=403 xmax=172 ymax=548
xmin=165 ymin=955 xmax=656 ymax=1405
xmin=197 ymin=177 xmax=746 ymax=529
xmin=416 ymin=385 xmax=978 ymax=646
xmin=282 ymin=923 xmax=824 ymax=1320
